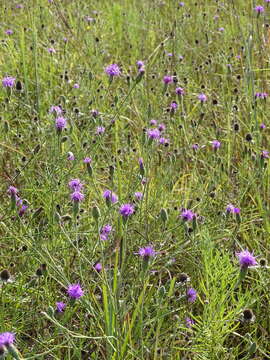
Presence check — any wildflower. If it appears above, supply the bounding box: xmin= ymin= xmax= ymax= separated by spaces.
xmin=5 ymin=29 xmax=13 ymax=35
xmin=158 ymin=123 xmax=166 ymax=132
xmin=67 ymin=283 xmax=84 ymax=299
xmin=73 ymin=83 xmax=79 ymax=89
xmin=180 ymin=209 xmax=196 ymax=221
xmin=176 ymin=87 xmax=185 ymax=95
xmin=179 ymin=1 xmax=185 ymax=6
xmin=68 ymin=179 xmax=83 ymax=191
xmin=2 ymin=76 xmax=16 ymax=88
xmin=198 ymin=93 xmax=207 ymax=102
xmin=261 ymin=150 xmax=269 ymax=159
xmin=70 ymin=191 xmax=84 ymax=202
xmin=170 ymin=101 xmax=178 ymax=112
xmin=218 ymin=27 xmax=225 ymax=32
xmin=146 ymin=128 xmax=160 ymax=139
xmin=83 ymin=157 xmax=92 ymax=163
xmin=260 ymin=123 xmax=266 ymax=129
xmin=163 ymin=75 xmax=173 ymax=84
xmin=192 ymin=144 xmax=199 ymax=151
xmin=185 ymin=317 xmax=195 ymax=328
xmin=67 ymin=152 xmax=75 ymax=161
xmin=49 ymin=105 xmax=62 ymax=115
xmin=159 ymin=137 xmax=170 ymax=145
xmin=91 ymin=109 xmax=99 ymax=117
xmin=255 ymin=92 xmax=268 ymax=99
xmin=55 ymin=116 xmax=67 ymax=131
xmin=7 ymin=186 xmax=18 ymax=196
xmin=211 ymin=140 xmax=221 ymax=150
xmin=94 ymin=263 xmax=102 ymax=272
xmin=136 ymin=60 xmax=144 ymax=69
xmin=187 ymin=288 xmax=197 ymax=303
xmin=105 ymin=64 xmax=121 ymax=77
xmin=47 ymin=47 xmax=56 ymax=54
xmin=237 ymin=250 xmax=257 ymax=268
xmin=103 ymin=190 xmax=118 ymax=204
xmin=100 ymin=224 xmax=112 ymax=241
xmin=18 ymin=204 xmax=28 ymax=217
xmin=134 ymin=192 xmax=143 ymax=201
xmin=254 ymin=5 xmax=264 ymax=13
xmin=96 ymin=126 xmax=105 ymax=135
xmin=56 ymin=302 xmax=66 ymax=313
xmin=0 ymin=332 xmax=15 ymax=347
xmin=119 ymin=203 xmax=134 ymax=217
xmin=138 ymin=246 xmax=156 ymax=259
xmin=150 ymin=119 xmax=157 ymax=126
xmin=226 ymin=204 xmax=240 ymax=214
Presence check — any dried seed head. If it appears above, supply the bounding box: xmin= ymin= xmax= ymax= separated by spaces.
xmin=0 ymin=269 xmax=11 ymax=281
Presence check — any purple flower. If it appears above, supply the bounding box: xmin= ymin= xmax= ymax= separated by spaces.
xmin=18 ymin=204 xmax=28 ymax=217
xmin=7 ymin=186 xmax=18 ymax=196
xmin=56 ymin=302 xmax=66 ymax=312
xmin=158 ymin=123 xmax=166 ymax=132
xmin=73 ymin=83 xmax=80 ymax=89
xmin=163 ymin=75 xmax=173 ymax=84
xmin=159 ymin=137 xmax=170 ymax=145
xmin=49 ymin=105 xmax=62 ymax=115
xmin=134 ymin=192 xmax=143 ymax=201
xmin=5 ymin=29 xmax=13 ymax=35
xmin=180 ymin=209 xmax=196 ymax=221
xmin=83 ymin=157 xmax=92 ymax=163
xmin=179 ymin=1 xmax=185 ymax=6
xmin=68 ymin=179 xmax=83 ymax=191
xmin=138 ymin=246 xmax=156 ymax=259
xmin=218 ymin=27 xmax=225 ymax=32
xmin=176 ymin=87 xmax=185 ymax=95
xmin=103 ymin=190 xmax=118 ymax=204
xmin=147 ymin=128 xmax=160 ymax=139
xmin=236 ymin=250 xmax=257 ymax=268
xmin=254 ymin=5 xmax=265 ymax=13
xmin=187 ymin=288 xmax=197 ymax=303
xmin=192 ymin=144 xmax=200 ymax=151
xmin=96 ymin=126 xmax=105 ymax=135
xmin=185 ymin=317 xmax=195 ymax=328
xmin=94 ymin=263 xmax=102 ymax=272
xmin=67 ymin=283 xmax=84 ymax=299
xmin=55 ymin=117 xmax=67 ymax=131
xmin=198 ymin=93 xmax=207 ymax=102
xmin=70 ymin=191 xmax=84 ymax=202
xmin=150 ymin=119 xmax=157 ymax=126
xmin=170 ymin=101 xmax=178 ymax=111
xmin=91 ymin=109 xmax=99 ymax=117
xmin=2 ymin=76 xmax=16 ymax=88
xmin=261 ymin=150 xmax=269 ymax=159
xmin=119 ymin=203 xmax=134 ymax=217
xmin=137 ymin=60 xmax=144 ymax=69
xmin=255 ymin=92 xmax=268 ymax=99
xmin=211 ymin=140 xmax=221 ymax=150
xmin=226 ymin=204 xmax=240 ymax=214
xmin=100 ymin=224 xmax=112 ymax=241
xmin=67 ymin=152 xmax=75 ymax=161
xmin=105 ymin=64 xmax=121 ymax=77
xmin=260 ymin=123 xmax=266 ymax=129
xmin=47 ymin=47 xmax=56 ymax=54
xmin=0 ymin=332 xmax=15 ymax=347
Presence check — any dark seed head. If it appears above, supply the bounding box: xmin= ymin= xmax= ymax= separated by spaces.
xmin=0 ymin=269 xmax=11 ymax=281
xmin=179 ymin=273 xmax=188 ymax=283
xmin=259 ymin=258 xmax=267 ymax=266
xmin=243 ymin=309 xmax=254 ymax=321
xmin=245 ymin=133 xmax=252 ymax=142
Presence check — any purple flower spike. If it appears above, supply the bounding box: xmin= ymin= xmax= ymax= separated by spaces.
xmin=70 ymin=191 xmax=84 ymax=202
xmin=55 ymin=117 xmax=67 ymax=131
xmin=105 ymin=64 xmax=121 ymax=77
xmin=180 ymin=209 xmax=196 ymax=221
xmin=147 ymin=128 xmax=160 ymax=139
xmin=163 ymin=75 xmax=173 ymax=84
xmin=119 ymin=203 xmax=134 ymax=217
xmin=56 ymin=302 xmax=66 ymax=312
xmin=96 ymin=126 xmax=105 ymax=135
xmin=67 ymin=283 xmax=84 ymax=299
xmin=176 ymin=87 xmax=185 ymax=95
xmin=94 ymin=263 xmax=102 ymax=272
xmin=103 ymin=190 xmax=118 ymax=204
xmin=0 ymin=332 xmax=15 ymax=347
xmin=237 ymin=250 xmax=257 ymax=268
xmin=254 ymin=5 xmax=265 ymax=13
xmin=69 ymin=179 xmax=83 ymax=191
xmin=136 ymin=60 xmax=144 ymax=69
xmin=138 ymin=246 xmax=156 ymax=259
xmin=187 ymin=288 xmax=197 ymax=303
xmin=2 ymin=76 xmax=16 ymax=88
xmin=7 ymin=186 xmax=18 ymax=196
xmin=211 ymin=140 xmax=221 ymax=150
xmin=198 ymin=93 xmax=207 ymax=102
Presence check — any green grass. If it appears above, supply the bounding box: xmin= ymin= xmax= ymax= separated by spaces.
xmin=0 ymin=0 xmax=270 ymax=359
